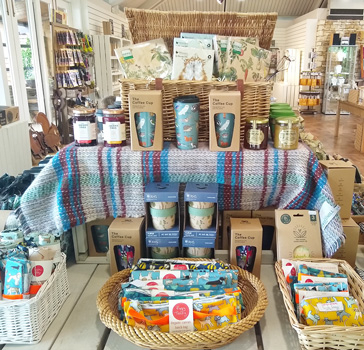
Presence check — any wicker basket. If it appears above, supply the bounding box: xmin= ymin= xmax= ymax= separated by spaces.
xmin=120 ymin=79 xmax=272 ymax=142
xmin=275 ymin=258 xmax=364 ymax=350
xmin=97 ymin=259 xmax=268 ymax=350
xmin=124 ymin=8 xmax=277 ymax=52
xmin=0 ymin=253 xmax=70 ymax=344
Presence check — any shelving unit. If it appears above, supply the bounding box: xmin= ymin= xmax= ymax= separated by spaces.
xmin=322 ymin=45 xmax=357 ymax=115
xmin=299 ymin=50 xmax=322 ymax=115
xmin=93 ymin=35 xmax=131 ymax=99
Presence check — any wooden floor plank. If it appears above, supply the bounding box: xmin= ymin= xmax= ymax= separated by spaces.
xmin=259 ymin=264 xmax=301 ymax=350
xmin=3 ymin=264 xmax=98 ymax=350
xmin=51 ymin=265 xmax=110 ymax=350
xmin=104 ymin=322 xmax=258 ymax=350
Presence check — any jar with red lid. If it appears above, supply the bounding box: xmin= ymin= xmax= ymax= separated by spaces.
xmin=103 ymin=109 xmax=126 ymax=147
xmin=73 ymin=108 xmax=97 ymax=147
xmin=244 ymin=117 xmax=269 ymax=150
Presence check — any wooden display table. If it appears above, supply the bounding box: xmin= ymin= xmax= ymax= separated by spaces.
xmin=335 ymin=100 xmax=364 ymax=138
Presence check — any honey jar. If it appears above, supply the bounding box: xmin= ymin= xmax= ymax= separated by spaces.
xmin=274 ymin=117 xmax=299 ymax=150
xmin=244 ymin=117 xmax=269 ymax=150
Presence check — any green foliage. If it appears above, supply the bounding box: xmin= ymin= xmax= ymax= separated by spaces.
xmin=21 ymin=38 xmax=34 ymax=80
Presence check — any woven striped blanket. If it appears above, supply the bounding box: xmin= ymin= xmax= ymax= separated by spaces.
xmin=17 ymin=142 xmax=344 ymax=257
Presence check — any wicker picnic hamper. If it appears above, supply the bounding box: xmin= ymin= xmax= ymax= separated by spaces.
xmin=0 ymin=253 xmax=70 ymax=344
xmin=120 ymin=79 xmax=272 ymax=142
xmin=275 ymin=258 xmax=364 ymax=350
xmin=97 ymin=259 xmax=268 ymax=350
xmin=124 ymin=8 xmax=277 ymax=52
xmin=120 ymin=8 xmax=276 ymax=143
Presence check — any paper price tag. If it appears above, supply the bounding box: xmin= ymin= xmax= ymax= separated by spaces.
xmin=169 ymin=299 xmax=194 ymax=333
xmin=317 ymin=301 xmax=344 ymax=312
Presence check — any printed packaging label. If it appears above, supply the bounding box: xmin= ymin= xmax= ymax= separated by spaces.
xmin=247 ymin=129 xmax=264 ymax=146
xmin=74 ymin=121 xmax=96 ymax=143
xmin=104 ymin=122 xmax=126 ymax=143
xmin=169 ymin=299 xmax=194 ymax=333
xmin=279 ymin=129 xmax=296 ymax=146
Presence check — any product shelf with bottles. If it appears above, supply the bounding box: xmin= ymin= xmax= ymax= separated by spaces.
xmin=322 ymin=45 xmax=357 ymax=115
xmin=299 ymin=71 xmax=322 ymax=114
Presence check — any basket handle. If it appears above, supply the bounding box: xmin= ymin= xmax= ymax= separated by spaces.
xmin=155 ymin=78 xmax=163 ymax=90
xmin=236 ymin=79 xmax=244 ymax=100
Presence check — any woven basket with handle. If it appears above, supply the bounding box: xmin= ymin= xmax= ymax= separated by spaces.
xmin=120 ymin=79 xmax=272 ymax=142
xmin=97 ymin=258 xmax=268 ymax=350
xmin=275 ymin=258 xmax=364 ymax=350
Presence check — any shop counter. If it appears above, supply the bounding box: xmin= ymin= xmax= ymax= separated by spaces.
xmin=17 ymin=142 xmax=343 ymax=257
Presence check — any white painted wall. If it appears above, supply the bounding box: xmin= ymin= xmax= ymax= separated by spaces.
xmin=87 ymin=0 xmax=128 ymax=37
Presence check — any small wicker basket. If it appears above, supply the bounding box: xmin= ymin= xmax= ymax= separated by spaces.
xmin=97 ymin=259 xmax=268 ymax=350
xmin=120 ymin=79 xmax=272 ymax=142
xmin=275 ymin=258 xmax=364 ymax=350
xmin=0 ymin=253 xmax=70 ymax=344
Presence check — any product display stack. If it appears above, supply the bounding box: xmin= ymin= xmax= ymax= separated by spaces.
xmin=144 ymin=183 xmax=180 ymax=259
xmin=182 ymin=183 xmax=218 ymax=259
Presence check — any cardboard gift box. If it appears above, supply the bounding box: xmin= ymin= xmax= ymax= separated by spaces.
xmin=209 ymin=90 xmax=241 ymax=152
xmin=319 ymin=160 xmax=355 ymax=219
xmin=230 ymin=218 xmax=262 ymax=278
xmin=275 ymin=209 xmax=323 ymax=261
xmin=351 ymin=215 xmax=364 ymax=245
xmin=222 ymin=210 xmax=252 ymax=250
xmin=129 ymin=90 xmax=163 ymax=151
xmin=332 ymin=218 xmax=359 ymax=267
xmin=108 ymin=217 xmax=145 ymax=275
xmin=0 ymin=106 xmax=19 ymax=126
xmin=144 ymin=182 xmax=180 ymax=257
xmin=182 ymin=183 xmax=218 ymax=258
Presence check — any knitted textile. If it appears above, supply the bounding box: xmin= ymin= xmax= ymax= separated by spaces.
xmin=17 ymin=142 xmax=344 ymax=257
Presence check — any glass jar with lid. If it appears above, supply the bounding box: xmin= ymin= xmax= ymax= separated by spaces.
xmin=244 ymin=117 xmax=269 ymax=150
xmin=269 ymin=109 xmax=296 ymax=139
xmin=103 ymin=109 xmax=126 ymax=147
xmin=72 ymin=108 xmax=97 ymax=147
xmin=274 ymin=117 xmax=299 ymax=150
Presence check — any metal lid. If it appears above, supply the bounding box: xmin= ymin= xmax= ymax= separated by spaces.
xmin=275 ymin=117 xmax=299 ymax=124
xmin=103 ymin=108 xmax=125 ymax=115
xmin=72 ymin=108 xmax=95 ymax=115
xmin=246 ymin=117 xmax=269 ymax=124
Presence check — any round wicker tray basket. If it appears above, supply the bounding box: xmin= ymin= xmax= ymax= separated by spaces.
xmin=96 ymin=259 xmax=268 ymax=350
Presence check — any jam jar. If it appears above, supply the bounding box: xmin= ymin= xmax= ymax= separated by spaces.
xmin=274 ymin=117 xmax=299 ymax=150
xmin=103 ymin=109 xmax=126 ymax=147
xmin=73 ymin=108 xmax=97 ymax=147
xmin=244 ymin=117 xmax=269 ymax=150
